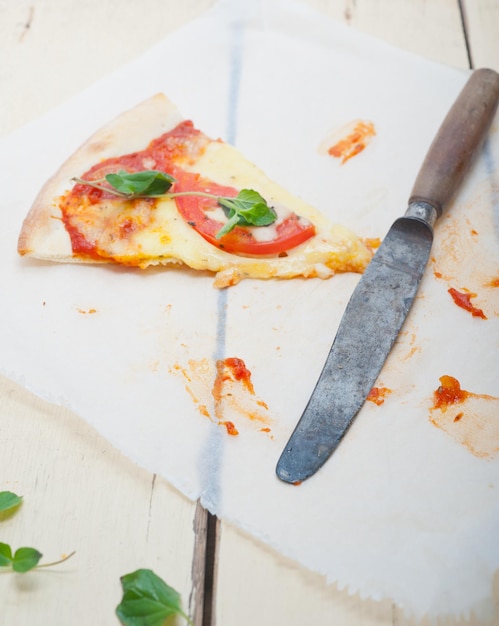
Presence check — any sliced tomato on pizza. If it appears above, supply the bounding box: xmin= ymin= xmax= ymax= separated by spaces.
xmin=18 ymin=94 xmax=372 ymax=287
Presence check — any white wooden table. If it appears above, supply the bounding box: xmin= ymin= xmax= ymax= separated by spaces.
xmin=1 ymin=2 xmax=498 ymax=624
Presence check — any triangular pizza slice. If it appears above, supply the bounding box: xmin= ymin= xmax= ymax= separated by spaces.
xmin=18 ymin=94 xmax=372 ymax=287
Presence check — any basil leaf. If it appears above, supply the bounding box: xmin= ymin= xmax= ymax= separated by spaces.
xmin=0 ymin=491 xmax=23 ymax=514
xmin=0 ymin=542 xmax=13 ymax=567
xmin=105 ymin=170 xmax=176 ymax=197
xmin=12 ymin=547 xmax=42 ymax=573
xmin=116 ymin=569 xmax=192 ymax=626
xmin=216 ymin=189 xmax=277 ymax=238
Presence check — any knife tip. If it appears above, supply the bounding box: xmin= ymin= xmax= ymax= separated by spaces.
xmin=275 ymin=455 xmax=313 ymax=484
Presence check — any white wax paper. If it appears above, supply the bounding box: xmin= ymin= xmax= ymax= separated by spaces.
xmin=1 ymin=0 xmax=499 ymax=619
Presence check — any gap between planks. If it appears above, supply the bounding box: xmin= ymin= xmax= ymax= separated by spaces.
xmin=457 ymin=0 xmax=474 ymax=68
xmin=190 ymin=502 xmax=220 ymax=626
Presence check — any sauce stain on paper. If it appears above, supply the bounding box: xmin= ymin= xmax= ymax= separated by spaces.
xmin=367 ymin=386 xmax=392 ymax=406
xmin=447 ymin=287 xmax=487 ymax=319
xmin=172 ymin=357 xmax=272 ymax=437
xmin=431 ymin=183 xmax=499 ymax=317
xmin=319 ymin=119 xmax=376 ymax=164
xmin=429 ymin=375 xmax=499 ymax=458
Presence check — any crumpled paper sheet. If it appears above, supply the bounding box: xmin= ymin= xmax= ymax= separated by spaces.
xmin=1 ymin=0 xmax=498 ymax=619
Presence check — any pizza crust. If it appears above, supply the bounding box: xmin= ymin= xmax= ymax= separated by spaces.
xmin=18 ymin=94 xmax=372 ymax=286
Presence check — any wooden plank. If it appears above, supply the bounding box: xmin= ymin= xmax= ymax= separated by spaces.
xmin=216 ymin=524 xmax=393 ymax=626
xmin=461 ymin=0 xmax=499 ymax=69
xmin=0 ymin=0 xmax=215 ymax=138
xmin=306 ymin=0 xmax=469 ymax=68
xmin=0 ymin=375 xmax=198 ymax=625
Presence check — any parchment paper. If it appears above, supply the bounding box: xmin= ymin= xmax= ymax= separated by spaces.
xmin=1 ymin=0 xmax=498 ymax=619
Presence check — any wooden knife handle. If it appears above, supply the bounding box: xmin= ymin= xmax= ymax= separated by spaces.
xmin=409 ymin=68 xmax=499 ymax=217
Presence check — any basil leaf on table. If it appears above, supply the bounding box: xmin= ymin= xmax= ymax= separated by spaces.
xmin=116 ymin=568 xmax=193 ymax=626
xmin=0 ymin=491 xmax=23 ymax=514
xmin=11 ymin=547 xmax=43 ymax=573
xmin=0 ymin=543 xmax=42 ymax=572
xmin=0 ymin=542 xmax=13 ymax=567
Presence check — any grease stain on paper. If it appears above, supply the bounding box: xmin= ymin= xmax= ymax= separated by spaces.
xmin=171 ymin=357 xmax=273 ymax=437
xmin=76 ymin=307 xmax=97 ymax=315
xmin=431 ymin=183 xmax=499 ymax=317
xmin=429 ymin=375 xmax=499 ymax=458
xmin=319 ymin=119 xmax=376 ymax=164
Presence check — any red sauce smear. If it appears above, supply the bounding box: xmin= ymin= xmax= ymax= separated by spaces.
xmin=223 ymin=357 xmax=255 ymax=393
xmin=328 ymin=121 xmax=376 ymax=164
xmin=212 ymin=357 xmax=269 ymax=434
xmin=432 ymin=375 xmax=470 ymax=410
xmin=448 ymin=287 xmax=487 ymax=319
xmin=221 ymin=420 xmax=239 ymax=436
xmin=367 ymin=386 xmax=392 ymax=406
xmin=486 ymin=277 xmax=499 ymax=288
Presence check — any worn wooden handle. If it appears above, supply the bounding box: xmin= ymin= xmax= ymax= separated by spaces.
xmin=409 ymin=68 xmax=499 ymax=217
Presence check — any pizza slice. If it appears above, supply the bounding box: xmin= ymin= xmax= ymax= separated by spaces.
xmin=18 ymin=94 xmax=372 ymax=288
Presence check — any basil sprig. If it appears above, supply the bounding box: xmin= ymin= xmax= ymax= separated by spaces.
xmin=0 ymin=490 xmax=75 ymax=573
xmin=72 ymin=170 xmax=277 ymax=238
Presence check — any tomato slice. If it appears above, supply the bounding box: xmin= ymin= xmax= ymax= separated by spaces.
xmin=173 ymin=171 xmax=315 ymax=256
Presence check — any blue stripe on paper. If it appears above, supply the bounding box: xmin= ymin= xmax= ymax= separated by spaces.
xmin=200 ymin=5 xmax=244 ymax=513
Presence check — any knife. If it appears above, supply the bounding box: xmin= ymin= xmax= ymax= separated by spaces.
xmin=277 ymin=68 xmax=499 ymax=484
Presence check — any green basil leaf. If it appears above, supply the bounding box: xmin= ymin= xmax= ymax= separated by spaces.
xmin=105 ymin=170 xmax=176 ymax=197
xmin=216 ymin=189 xmax=276 ymax=237
xmin=0 ymin=542 xmax=13 ymax=566
xmin=12 ymin=547 xmax=42 ymax=573
xmin=240 ymin=201 xmax=277 ymax=226
xmin=116 ymin=569 xmax=192 ymax=626
xmin=0 ymin=491 xmax=23 ymax=514
xmin=215 ymin=213 xmax=242 ymax=239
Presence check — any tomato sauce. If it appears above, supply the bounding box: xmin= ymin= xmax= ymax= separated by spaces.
xmin=432 ymin=375 xmax=469 ymax=410
xmin=223 ymin=357 xmax=254 ymax=393
xmin=448 ymin=287 xmax=487 ymax=319
xmin=328 ymin=120 xmax=376 ymax=164
xmin=367 ymin=386 xmax=392 ymax=406
xmin=221 ymin=421 xmax=239 ymax=436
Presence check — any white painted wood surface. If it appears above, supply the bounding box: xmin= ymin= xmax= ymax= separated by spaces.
xmin=1 ymin=1 xmax=498 ymax=624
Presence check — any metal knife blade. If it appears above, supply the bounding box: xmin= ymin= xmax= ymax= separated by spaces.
xmin=276 ymin=68 xmax=499 ymax=484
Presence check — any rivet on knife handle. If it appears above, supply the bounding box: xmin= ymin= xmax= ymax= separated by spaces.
xmin=276 ymin=69 xmax=499 ymax=484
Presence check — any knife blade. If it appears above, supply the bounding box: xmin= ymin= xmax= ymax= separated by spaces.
xmin=277 ymin=68 xmax=499 ymax=484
